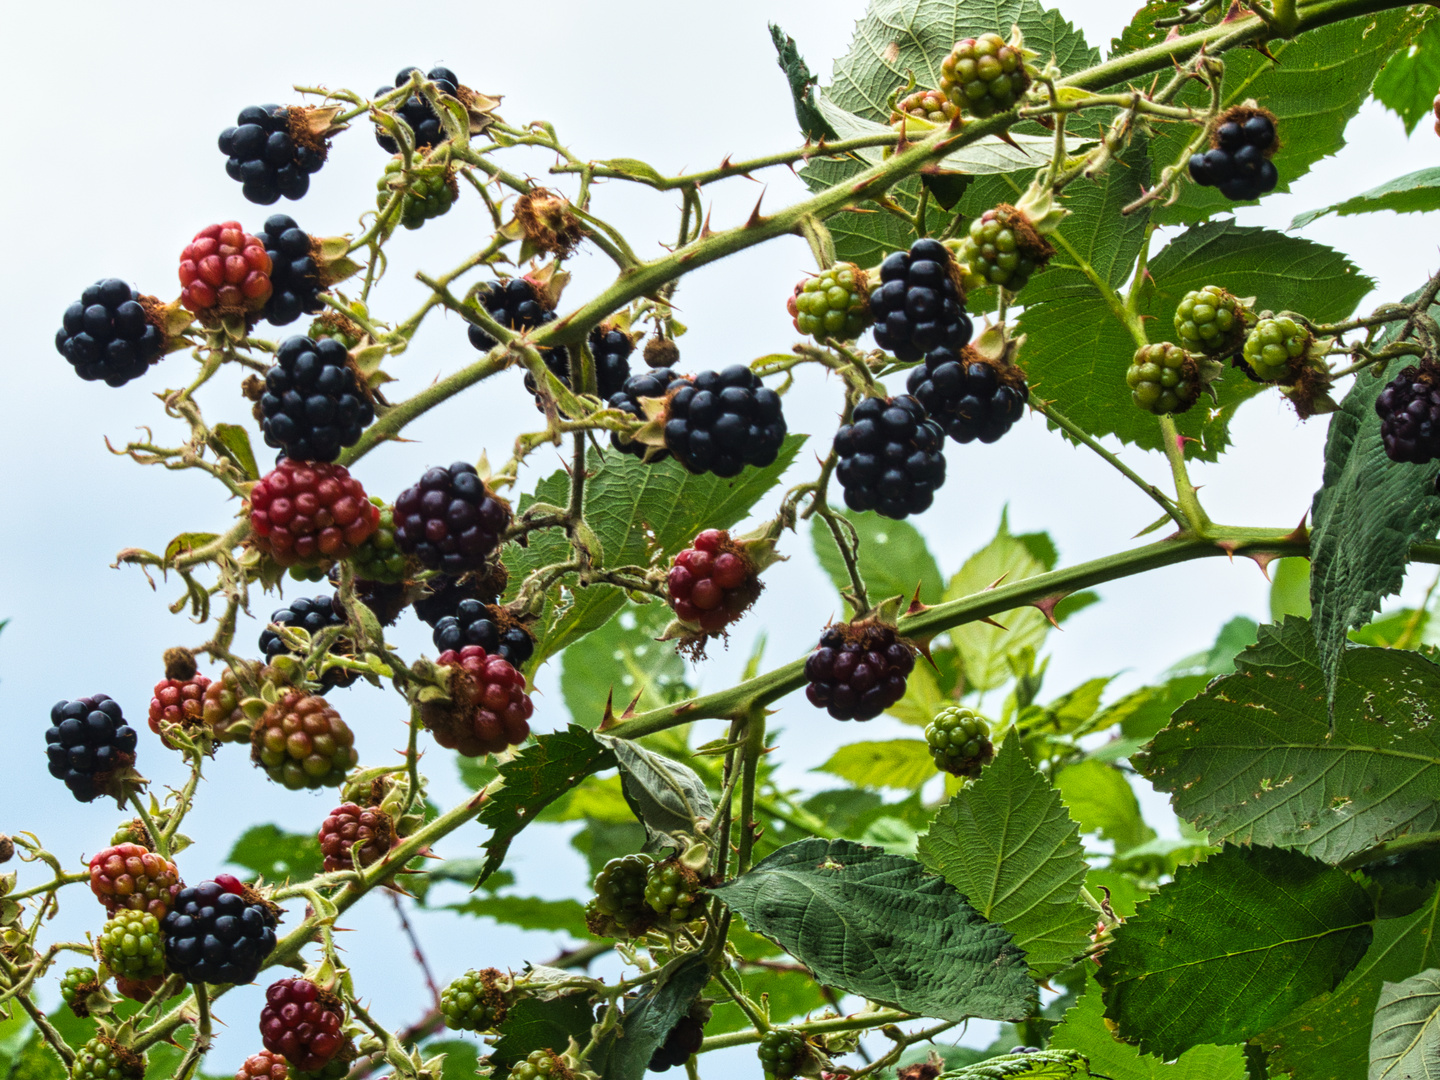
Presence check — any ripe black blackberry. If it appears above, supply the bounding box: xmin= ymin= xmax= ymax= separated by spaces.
xmin=833 ymin=396 xmax=947 ymax=519
xmin=466 ymin=279 xmax=570 ymax=384
xmin=374 ymin=67 xmax=461 ymax=153
xmin=1188 ymin=108 xmax=1279 ymax=203
xmin=663 ymin=365 xmax=788 ymax=478
xmin=906 ymin=346 xmax=1028 ymax=444
xmin=412 ymin=565 xmax=508 ymax=628
xmin=56 ymin=279 xmax=164 ymax=387
xmin=393 ymin=462 xmax=511 ymax=573
xmin=1377 ymin=362 xmax=1440 ymax=464
xmin=219 ymin=105 xmax=325 ymax=205
xmin=804 ymin=622 xmax=916 ymax=721
xmin=607 ymin=367 xmax=687 ymax=462
xmin=649 ymin=1009 xmax=708 ymax=1072
xmin=46 ymin=696 xmax=138 ymax=803
xmin=259 ymin=216 xmax=323 ymax=326
xmin=432 ymin=601 xmax=534 ymax=667
xmin=258 ymin=595 xmax=359 ymax=691
xmin=520 ymin=325 xmax=633 ymax=411
xmin=869 ymin=238 xmax=972 ymax=362
xmin=259 ymin=337 xmax=374 ymax=463
xmin=161 ymin=876 xmax=278 ymax=985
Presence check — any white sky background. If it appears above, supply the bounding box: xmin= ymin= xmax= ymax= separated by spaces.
xmin=2 ymin=0 xmax=1437 ymax=1074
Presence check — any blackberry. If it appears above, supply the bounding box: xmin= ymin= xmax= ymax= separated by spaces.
xmin=413 ymin=566 xmax=508 ymax=627
xmin=161 ymin=876 xmax=278 ymax=985
xmin=260 ymin=979 xmax=345 ymax=1072
xmin=833 ymin=396 xmax=947 ymax=519
xmin=757 ymin=1031 xmax=808 ymax=1080
xmin=247 ymin=460 xmax=381 ymax=568
xmin=258 ymin=216 xmax=323 ymax=326
xmin=440 ymin=968 xmax=508 ymax=1032
xmin=420 ymin=646 xmax=533 ymax=757
xmin=521 ymin=324 xmax=634 ymax=411
xmin=220 ymin=106 xmax=325 ymax=205
xmin=99 ymin=910 xmax=165 ymax=982
xmin=788 ymin=264 xmax=871 ymax=342
xmin=607 ymin=367 xmax=688 ymax=461
xmin=251 ymin=691 xmax=358 ymax=790
xmin=376 ymin=157 xmax=457 ymax=230
xmin=890 ymin=88 xmax=961 ymax=128
xmin=45 ymin=696 xmax=138 ymax=804
xmin=349 ymin=500 xmax=408 ymax=584
xmin=466 ymin=279 xmax=570 ymax=393
xmin=318 ymin=803 xmax=395 ymax=873
xmin=373 ymin=66 xmax=461 ymax=153
xmin=925 ymin=706 xmax=995 ymax=778
xmin=1187 ymin=108 xmax=1280 ymax=202
xmin=61 ymin=967 xmax=101 ymax=1017
xmin=202 ymin=668 xmax=249 ymax=743
xmin=1174 ymin=286 xmax=1246 ymax=356
xmin=906 ymin=346 xmax=1027 ymax=443
xmin=55 ymin=279 xmax=164 ymax=387
xmin=259 ymin=594 xmax=359 ymax=692
xmin=663 ymin=365 xmax=788 ymax=478
xmin=1377 ymin=362 xmax=1440 ymax=464
xmin=71 ymin=1037 xmax=144 ymax=1080
xmin=259 ymin=337 xmax=374 ymax=463
xmin=149 ymin=670 xmax=212 ymax=746
xmin=667 ymin=529 xmax=761 ymax=634
xmin=237 ymin=1051 xmax=289 ymax=1080
xmin=394 ymin=463 xmax=511 ymax=573
xmin=432 ymin=602 xmax=534 ymax=666
xmin=643 ymin=859 xmax=705 ymax=924
xmin=939 ymin=33 xmax=1031 ymax=119
xmin=869 ymin=238 xmax=972 ymax=362
xmin=956 ymin=205 xmax=1055 ymax=294
xmin=1126 ymin=343 xmax=1203 ymax=415
xmin=509 ymin=1050 xmax=571 ymax=1080
xmin=1242 ymin=317 xmax=1308 ymax=382
xmin=804 ymin=622 xmax=916 ymax=721
xmin=89 ymin=843 xmax=182 ymax=919
xmin=585 ymin=854 xmax=656 ymax=938
xmin=649 ymin=1009 xmax=708 ymax=1072
xmin=179 ymin=222 xmax=273 ymax=323
xmin=115 ymin=973 xmax=169 ymax=1004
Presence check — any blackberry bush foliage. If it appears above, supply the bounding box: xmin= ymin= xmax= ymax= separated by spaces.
xmin=29 ymin=8 xmax=1440 ymax=1080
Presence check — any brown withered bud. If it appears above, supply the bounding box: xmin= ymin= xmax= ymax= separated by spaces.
xmin=514 ymin=188 xmax=585 ymax=258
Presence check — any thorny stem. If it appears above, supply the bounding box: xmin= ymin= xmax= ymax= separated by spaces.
xmin=129 ymin=794 xmax=170 ymax=860
xmin=737 ymin=711 xmax=766 ymax=876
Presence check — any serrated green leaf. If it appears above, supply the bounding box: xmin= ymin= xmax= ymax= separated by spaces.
xmin=593 ymin=954 xmax=710 ymax=1080
xmin=811 ymin=510 xmax=945 ymax=608
xmin=1369 ymin=968 xmax=1440 ymax=1080
xmin=1097 ymin=844 xmax=1375 ymax=1058
xmin=594 ymin=733 xmax=714 ymax=845
xmin=1291 ymin=168 xmax=1440 ymax=230
xmin=490 ymin=994 xmax=596 ymax=1072
xmin=164 ymin=532 xmax=220 ymax=565
xmin=770 ymin=23 xmax=837 ymax=141
xmin=814 ymin=739 xmax=935 ymax=791
xmin=712 ymin=837 xmax=1036 ymax=1021
xmin=1055 ymin=760 xmax=1153 ymax=853
xmin=939 ymin=1050 xmax=1090 ymax=1080
xmin=1373 ymin=12 xmax=1440 ymax=136
xmin=225 ymin=824 xmax=324 ymax=883
xmin=1137 ymin=617 xmax=1440 ymax=865
xmin=560 ymin=602 xmax=688 ymax=731
xmin=1108 ymin=2 xmax=1185 ymax=58
xmin=211 ymin=422 xmax=259 ymax=480
xmin=444 ymin=895 xmax=588 ymax=937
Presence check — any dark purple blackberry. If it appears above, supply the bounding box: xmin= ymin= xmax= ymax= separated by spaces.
xmin=906 ymin=347 xmax=1028 ymax=444
xmin=45 ymin=696 xmax=138 ymax=803
xmin=374 ymin=67 xmax=460 ymax=153
xmin=833 ymin=395 xmax=947 ymax=519
xmin=258 ymin=594 xmax=358 ymax=692
xmin=649 ymin=1011 xmax=708 ymax=1072
xmin=1377 ymin=364 xmax=1440 ymax=464
xmin=803 ymin=623 xmax=916 ymax=721
xmin=259 ymin=215 xmax=323 ymax=326
xmin=160 ymin=876 xmax=277 ymax=985
xmin=260 ymin=337 xmax=374 ymax=463
xmin=393 ymin=462 xmax=511 ymax=574
xmin=55 ymin=279 xmax=163 ymax=387
xmin=664 ymin=365 xmax=787 ymax=478
xmin=432 ymin=601 xmax=535 ymax=667
xmin=608 ymin=367 xmax=688 ymax=461
xmin=1187 ymin=111 xmax=1279 ymax=202
xmin=219 ymin=105 xmax=324 ymax=205
xmin=869 ymin=238 xmax=973 ymax=362
xmin=413 ymin=568 xmax=507 ymax=628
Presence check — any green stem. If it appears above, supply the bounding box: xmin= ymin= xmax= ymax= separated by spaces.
xmin=1158 ymin=414 xmax=1211 ymax=534
xmin=129 ymin=794 xmax=169 ymax=860
xmin=737 ymin=712 xmax=766 ymax=875
xmin=698 ymin=1009 xmax=916 ymax=1053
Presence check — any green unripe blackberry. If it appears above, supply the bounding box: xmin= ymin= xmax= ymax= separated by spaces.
xmin=61 ymin=967 xmax=101 ymax=1016
xmin=71 ymin=1037 xmax=144 ymax=1080
xmin=939 ymin=33 xmax=1031 ymax=118
xmin=643 ymin=858 xmax=705 ymax=924
xmin=585 ymin=853 xmax=656 ymax=938
xmin=956 ymin=206 xmax=1053 ymax=293
xmin=925 ymin=706 xmax=995 ymax=778
xmin=1243 ymin=317 xmax=1309 ymax=381
xmin=440 ymin=967 xmax=508 ymax=1032
xmin=1174 ymin=286 xmax=1246 ymax=356
xmin=98 ymin=910 xmax=165 ymax=981
xmin=757 ymin=1031 xmax=808 ymax=1079
xmin=509 ymin=1049 xmax=571 ymax=1080
xmin=1126 ymin=343 xmax=1202 ymax=415
xmin=787 ymin=264 xmax=871 ymax=342
xmin=349 ymin=499 xmax=407 ymax=583
xmin=890 ymin=88 xmax=960 ymax=128
xmin=377 ymin=159 xmax=456 ymax=230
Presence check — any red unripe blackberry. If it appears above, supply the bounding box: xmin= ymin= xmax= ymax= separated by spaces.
xmin=869 ymin=238 xmax=972 ymax=362
xmin=260 ymin=336 xmax=374 ymax=463
xmin=237 ymin=1050 xmax=289 ymax=1080
xmin=833 ymin=395 xmax=947 ymax=520
xmin=393 ymin=462 xmax=511 ymax=574
xmin=1377 ymin=362 xmax=1440 ymax=464
xmin=248 ymin=460 xmax=381 ymax=568
xmin=149 ymin=672 xmax=212 ymax=746
xmin=260 ymin=979 xmax=345 ymax=1072
xmin=89 ymin=843 xmax=182 ymax=920
xmin=161 ymin=876 xmax=278 ymax=985
xmin=804 ymin=622 xmax=916 ymax=721
xmin=179 ymin=222 xmax=273 ymax=322
xmin=318 ymin=803 xmax=395 ymax=872
xmin=220 ymin=107 xmax=326 ymax=205
xmin=432 ymin=602 xmax=534 ymax=667
xmin=251 ymin=691 xmax=358 ymax=789
xmin=258 ymin=594 xmax=358 ymax=692
xmin=46 ymin=696 xmax=138 ymax=804
xmin=421 ymin=646 xmax=533 ymax=756
xmin=56 ymin=279 xmax=165 ymax=387
xmin=203 ymin=668 xmax=248 ymax=742
xmin=374 ymin=66 xmax=461 ymax=152
xmin=667 ymin=530 xmax=761 ymax=633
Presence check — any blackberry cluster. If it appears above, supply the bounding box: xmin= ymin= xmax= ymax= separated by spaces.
xmin=251 ymin=691 xmax=358 ymax=790
xmin=833 ymin=396 xmax=947 ymax=519
xmin=1242 ymin=317 xmax=1308 ymax=382
xmin=179 ymin=222 xmax=273 ymax=321
xmin=247 ymin=460 xmax=381 ymax=568
xmin=149 ymin=671 xmax=211 ymax=744
xmin=925 ymin=707 xmax=995 ymax=778
xmin=869 ymin=238 xmax=972 ymax=362
xmin=667 ymin=529 xmax=760 ymax=633
xmin=940 ymin=33 xmax=1031 ymax=118
xmin=374 ymin=66 xmax=460 ymax=152
xmin=907 ymin=347 xmax=1028 ymax=444
xmin=72 ymin=1038 xmax=144 ymax=1080
xmin=432 ymin=602 xmax=534 ymax=666
xmin=55 ymin=279 xmax=164 ymax=387
xmin=394 ymin=462 xmax=511 ymax=573
xmin=585 ymin=854 xmax=656 ymax=938
xmin=1126 ymin=343 xmax=1202 ymax=415
xmin=61 ymin=968 xmax=100 ymax=1016
xmin=260 ymin=979 xmax=346 ymax=1072
xmin=890 ymin=88 xmax=960 ymax=127
xmin=237 ymin=1051 xmax=290 ymax=1080
xmin=220 ymin=106 xmax=325 ymax=205
xmin=258 ymin=216 xmax=323 ymax=326
xmin=421 ymin=646 xmax=533 ymax=756
xmin=608 ymin=367 xmax=687 ymax=460
xmin=788 ymin=264 xmax=871 ymax=342
xmin=956 ymin=207 xmax=1053 ymax=294
xmin=649 ymin=1010 xmax=708 ymax=1072
xmin=259 ymin=337 xmax=374 ymax=463
xmin=1188 ymin=112 xmax=1279 ymax=202
xmin=509 ymin=1050 xmax=570 ymax=1080
xmin=1174 ymin=286 xmax=1246 ymax=356
xmin=662 ymin=365 xmax=788 ymax=477
xmin=161 ymin=876 xmax=278 ymax=985
xmin=349 ymin=500 xmax=407 ymax=584
xmin=88 ymin=843 xmax=182 ymax=919
xmin=259 ymin=594 xmax=359 ymax=692
xmin=440 ymin=968 xmax=508 ymax=1032
xmin=377 ymin=158 xmax=457 ymax=230
xmin=318 ymin=803 xmax=394 ymax=873
xmin=99 ymin=911 xmax=165 ymax=981
xmin=1377 ymin=364 xmax=1440 ymax=464
xmin=757 ymin=1031 xmax=808 ymax=1080
xmin=804 ymin=623 xmax=916 ymax=721
xmin=46 ymin=696 xmax=137 ymax=803
xmin=644 ymin=859 xmax=704 ymax=924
